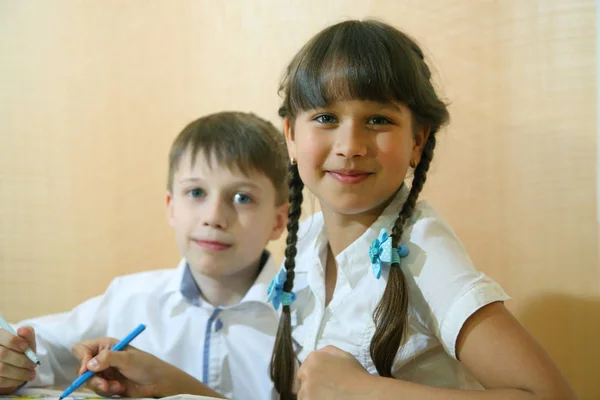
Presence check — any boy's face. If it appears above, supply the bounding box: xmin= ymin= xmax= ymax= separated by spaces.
xmin=167 ymin=150 xmax=287 ymax=280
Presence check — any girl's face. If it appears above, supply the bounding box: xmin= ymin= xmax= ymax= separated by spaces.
xmin=285 ymin=99 xmax=428 ymax=217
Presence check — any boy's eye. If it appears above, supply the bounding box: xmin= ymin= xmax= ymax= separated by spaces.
xmin=234 ymin=193 xmax=253 ymax=204
xmin=367 ymin=116 xmax=392 ymax=125
xmin=187 ymin=188 xmax=205 ymax=199
xmin=314 ymin=114 xmax=337 ymax=124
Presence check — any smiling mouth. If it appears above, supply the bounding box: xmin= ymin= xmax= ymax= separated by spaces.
xmin=193 ymin=240 xmax=233 ymax=251
xmin=326 ymin=170 xmax=373 ymax=185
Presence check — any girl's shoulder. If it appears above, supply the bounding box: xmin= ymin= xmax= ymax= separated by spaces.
xmin=411 ymin=198 xmax=451 ymax=223
xmin=403 ymin=200 xmax=510 ymax=358
xmin=406 ymin=200 xmax=461 ymax=244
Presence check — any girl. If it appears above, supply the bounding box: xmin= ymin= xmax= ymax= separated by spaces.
xmin=268 ymin=19 xmax=576 ymax=400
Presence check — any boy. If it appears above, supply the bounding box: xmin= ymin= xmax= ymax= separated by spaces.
xmin=0 ymin=112 xmax=289 ymax=399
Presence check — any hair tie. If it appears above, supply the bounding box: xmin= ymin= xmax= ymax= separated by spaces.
xmin=369 ymin=228 xmax=410 ymax=279
xmin=267 ymin=268 xmax=296 ymax=309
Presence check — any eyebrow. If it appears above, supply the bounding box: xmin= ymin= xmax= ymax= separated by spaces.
xmin=375 ymin=102 xmax=402 ymax=113
xmin=319 ymin=101 xmax=403 ymax=114
xmin=178 ymin=177 xmax=263 ymax=191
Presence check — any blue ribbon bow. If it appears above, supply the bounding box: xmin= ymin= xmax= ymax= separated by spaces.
xmin=369 ymin=228 xmax=410 ymax=279
xmin=267 ymin=268 xmax=296 ymax=310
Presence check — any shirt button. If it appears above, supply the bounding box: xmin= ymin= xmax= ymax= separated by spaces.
xmin=215 ymin=319 xmax=223 ymax=332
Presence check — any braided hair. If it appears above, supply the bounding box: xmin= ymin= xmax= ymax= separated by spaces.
xmin=272 ymin=20 xmax=449 ymax=397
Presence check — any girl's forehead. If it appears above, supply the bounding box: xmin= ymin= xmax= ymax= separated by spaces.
xmin=298 ymin=99 xmax=408 ymax=114
xmin=288 ymin=69 xmax=409 ymax=115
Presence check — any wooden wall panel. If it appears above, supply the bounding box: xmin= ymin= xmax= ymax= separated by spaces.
xmin=0 ymin=1 xmax=596 ymax=397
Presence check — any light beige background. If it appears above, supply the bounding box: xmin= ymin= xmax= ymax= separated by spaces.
xmin=0 ymin=1 xmax=597 ymax=398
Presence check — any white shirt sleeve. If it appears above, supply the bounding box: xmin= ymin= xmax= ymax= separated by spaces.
xmin=15 ymin=276 xmax=123 ymax=387
xmin=407 ymin=204 xmax=510 ymax=359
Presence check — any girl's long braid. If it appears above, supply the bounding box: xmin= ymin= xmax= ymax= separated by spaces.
xmin=270 ymin=162 xmax=303 ymax=399
xmin=370 ymin=131 xmax=437 ymax=376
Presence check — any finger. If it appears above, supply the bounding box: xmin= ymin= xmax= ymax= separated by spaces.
xmin=99 ymin=365 xmax=118 ymax=381
xmin=87 ymin=348 xmax=132 ymax=373
xmin=297 ymin=383 xmax=306 ymax=400
xmin=292 ymin=370 xmax=302 ymax=395
xmin=0 ymin=376 xmax=25 ymax=390
xmin=296 ymin=362 xmax=306 ymax=382
xmin=106 ymin=379 xmax=125 ymax=395
xmin=87 ymin=375 xmax=111 ymax=396
xmin=71 ymin=343 xmax=94 ymax=375
xmin=0 ymin=346 xmax=36 ymax=369
xmin=87 ymin=375 xmax=124 ymax=397
xmin=78 ymin=356 xmax=91 ymax=375
xmin=71 ymin=337 xmax=119 ymax=361
xmin=15 ymin=327 xmax=36 ymax=353
xmin=72 ymin=338 xmax=118 ymax=375
xmin=97 ymin=370 xmax=126 ymax=395
xmin=71 ymin=342 xmax=93 ymax=362
xmin=0 ymin=362 xmax=35 ymax=384
xmin=86 ymin=350 xmax=110 ymax=373
xmin=0 ymin=329 xmax=29 ymax=353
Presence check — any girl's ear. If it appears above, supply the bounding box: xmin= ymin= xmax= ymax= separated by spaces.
xmin=411 ymin=126 xmax=431 ymax=165
xmin=283 ymin=118 xmax=297 ymax=162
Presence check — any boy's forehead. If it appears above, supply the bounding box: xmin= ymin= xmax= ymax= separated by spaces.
xmin=174 ymin=149 xmax=271 ymax=186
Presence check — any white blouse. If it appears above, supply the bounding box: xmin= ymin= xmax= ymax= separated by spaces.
xmin=289 ymin=188 xmax=509 ymax=388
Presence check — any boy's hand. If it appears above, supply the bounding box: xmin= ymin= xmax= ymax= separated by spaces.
xmin=72 ymin=338 xmax=224 ymax=398
xmin=0 ymin=326 xmax=37 ymax=394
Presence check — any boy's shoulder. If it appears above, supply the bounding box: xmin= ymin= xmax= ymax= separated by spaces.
xmin=114 ymin=267 xmax=176 ymax=283
xmin=108 ymin=266 xmax=180 ymax=296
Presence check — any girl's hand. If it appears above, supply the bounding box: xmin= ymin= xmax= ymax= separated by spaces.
xmin=297 ymin=345 xmax=376 ymax=400
xmin=72 ymin=337 xmax=224 ymax=398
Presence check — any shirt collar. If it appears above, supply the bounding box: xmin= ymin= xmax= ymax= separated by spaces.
xmin=296 ymin=185 xmax=410 ymax=286
xmin=337 ymin=185 xmax=410 ymax=287
xmin=242 ymin=251 xmax=278 ymax=304
xmin=164 ymin=258 xmax=188 ymax=296
xmin=176 ymin=250 xmax=275 ymax=307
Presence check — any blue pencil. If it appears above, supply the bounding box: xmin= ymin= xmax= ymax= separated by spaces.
xmin=58 ymin=324 xmax=146 ymax=399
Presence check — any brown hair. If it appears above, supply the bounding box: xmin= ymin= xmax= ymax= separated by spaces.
xmin=271 ymin=20 xmax=449 ymax=398
xmin=167 ymin=111 xmax=289 ymax=205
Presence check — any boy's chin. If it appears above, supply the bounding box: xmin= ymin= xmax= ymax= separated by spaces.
xmin=188 ymin=262 xmax=230 ymax=279
xmin=185 ymin=250 xmax=263 ymax=280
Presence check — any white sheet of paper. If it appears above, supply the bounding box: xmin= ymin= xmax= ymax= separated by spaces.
xmin=8 ymin=388 xmax=221 ymax=400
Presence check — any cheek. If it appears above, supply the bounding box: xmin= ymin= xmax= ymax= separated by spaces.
xmin=297 ymin=132 xmax=328 ymax=167
xmin=376 ymin=134 xmax=413 ymax=168
xmin=172 ymin=200 xmax=196 ymax=230
xmin=236 ymin=209 xmax=272 ymax=246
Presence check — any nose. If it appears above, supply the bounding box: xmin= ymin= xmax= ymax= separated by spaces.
xmin=334 ymin=122 xmax=368 ymax=158
xmin=200 ymin=197 xmax=229 ymax=230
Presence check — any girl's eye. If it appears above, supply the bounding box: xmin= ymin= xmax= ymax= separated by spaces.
xmin=234 ymin=193 xmax=253 ymax=205
xmin=314 ymin=114 xmax=337 ymax=124
xmin=187 ymin=188 xmax=205 ymax=199
xmin=368 ymin=116 xmax=392 ymax=125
